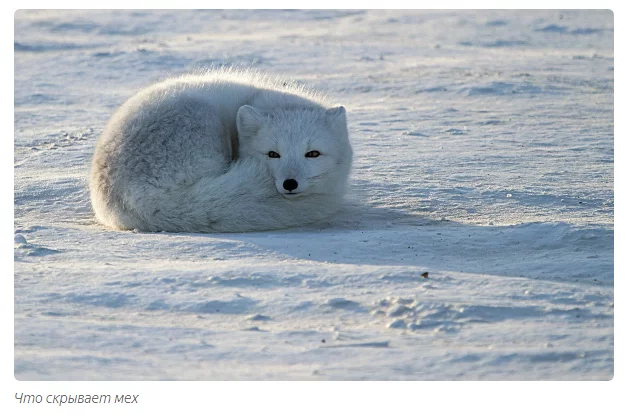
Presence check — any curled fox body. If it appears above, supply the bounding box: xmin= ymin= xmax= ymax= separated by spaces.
xmin=90 ymin=69 xmax=353 ymax=232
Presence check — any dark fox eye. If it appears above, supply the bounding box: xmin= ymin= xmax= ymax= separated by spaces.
xmin=268 ymin=151 xmax=280 ymax=158
xmin=305 ymin=151 xmax=321 ymax=158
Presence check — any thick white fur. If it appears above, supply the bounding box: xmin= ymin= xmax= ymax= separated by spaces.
xmin=89 ymin=69 xmax=353 ymax=232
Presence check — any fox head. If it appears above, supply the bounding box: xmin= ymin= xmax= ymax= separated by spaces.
xmin=236 ymin=105 xmax=353 ymax=199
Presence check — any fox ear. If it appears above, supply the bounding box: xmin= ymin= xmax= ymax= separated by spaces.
xmin=237 ymin=105 xmax=268 ymax=139
xmin=325 ymin=106 xmax=347 ymax=131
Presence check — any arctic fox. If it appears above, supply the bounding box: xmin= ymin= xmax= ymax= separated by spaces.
xmin=89 ymin=69 xmax=353 ymax=233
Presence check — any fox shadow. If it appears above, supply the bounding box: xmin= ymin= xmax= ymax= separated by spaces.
xmin=176 ymin=195 xmax=614 ymax=286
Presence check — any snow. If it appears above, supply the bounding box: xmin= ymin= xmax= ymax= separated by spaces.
xmin=14 ymin=9 xmax=613 ymax=380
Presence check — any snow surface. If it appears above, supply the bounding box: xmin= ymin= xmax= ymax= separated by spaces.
xmin=14 ymin=9 xmax=613 ymax=380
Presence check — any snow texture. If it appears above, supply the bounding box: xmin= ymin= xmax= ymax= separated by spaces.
xmin=14 ymin=10 xmax=613 ymax=380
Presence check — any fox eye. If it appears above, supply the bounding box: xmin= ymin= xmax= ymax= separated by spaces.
xmin=305 ymin=150 xmax=321 ymax=158
xmin=268 ymin=151 xmax=280 ymax=158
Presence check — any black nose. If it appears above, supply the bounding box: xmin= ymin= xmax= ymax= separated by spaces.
xmin=283 ymin=179 xmax=298 ymax=191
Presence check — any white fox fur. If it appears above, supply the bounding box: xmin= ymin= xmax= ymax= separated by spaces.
xmin=89 ymin=69 xmax=353 ymax=233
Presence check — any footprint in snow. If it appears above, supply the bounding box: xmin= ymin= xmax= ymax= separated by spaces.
xmin=324 ymin=298 xmax=362 ymax=311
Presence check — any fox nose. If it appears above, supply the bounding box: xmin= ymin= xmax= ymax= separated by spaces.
xmin=283 ymin=179 xmax=298 ymax=192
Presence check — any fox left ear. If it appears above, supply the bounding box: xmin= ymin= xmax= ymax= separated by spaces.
xmin=325 ymin=106 xmax=347 ymax=131
xmin=237 ymin=105 xmax=268 ymax=141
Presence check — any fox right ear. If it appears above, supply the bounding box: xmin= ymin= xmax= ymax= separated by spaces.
xmin=325 ymin=105 xmax=347 ymax=132
xmin=237 ymin=105 xmax=267 ymax=139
